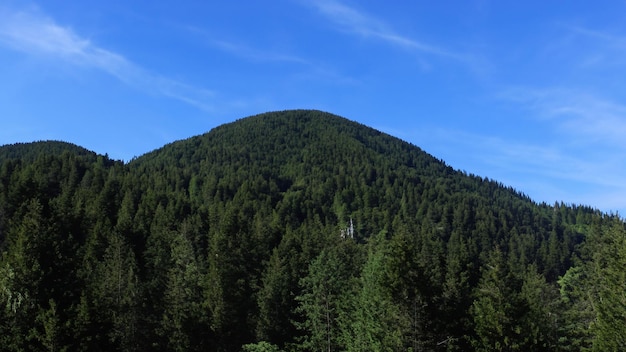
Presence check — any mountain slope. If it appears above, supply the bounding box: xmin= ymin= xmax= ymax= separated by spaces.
xmin=0 ymin=140 xmax=100 ymax=161
xmin=129 ymin=109 xmax=537 ymax=234
xmin=0 ymin=109 xmax=617 ymax=351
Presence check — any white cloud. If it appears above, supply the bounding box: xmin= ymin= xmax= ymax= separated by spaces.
xmin=0 ymin=5 xmax=215 ymax=112
xmin=566 ymin=25 xmax=626 ymax=53
xmin=421 ymin=127 xmax=626 ymax=214
xmin=304 ymin=0 xmax=491 ymax=76
xmin=0 ymin=7 xmax=129 ymax=75
xmin=187 ymin=26 xmax=359 ymax=88
xmin=466 ymin=86 xmax=626 ymax=213
xmin=308 ymin=0 xmax=461 ymax=59
xmin=548 ymin=24 xmax=626 ymax=70
xmin=501 ymin=87 xmax=626 ymax=149
xmin=200 ymin=36 xmax=310 ymax=65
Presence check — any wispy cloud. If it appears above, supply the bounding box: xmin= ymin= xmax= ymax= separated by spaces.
xmin=483 ymin=85 xmax=626 ymax=213
xmin=555 ymin=24 xmax=626 ymax=68
xmin=426 ymin=128 xmax=599 ymax=183
xmin=187 ymin=26 xmax=359 ymax=87
xmin=417 ymin=126 xmax=626 ymax=213
xmin=213 ymin=40 xmax=306 ymax=64
xmin=307 ymin=0 xmax=462 ymax=60
xmin=0 ymin=5 xmax=215 ymax=111
xmin=501 ymin=87 xmax=626 ymax=149
xmin=477 ymin=134 xmax=625 ymax=189
xmin=188 ymin=28 xmax=310 ymax=65
xmin=488 ymin=136 xmax=626 ymax=213
xmin=565 ymin=25 xmax=626 ymax=53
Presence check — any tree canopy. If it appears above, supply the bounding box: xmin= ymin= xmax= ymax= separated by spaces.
xmin=0 ymin=109 xmax=622 ymax=351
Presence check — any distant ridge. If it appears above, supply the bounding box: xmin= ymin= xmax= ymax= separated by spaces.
xmin=0 ymin=140 xmax=98 ymax=161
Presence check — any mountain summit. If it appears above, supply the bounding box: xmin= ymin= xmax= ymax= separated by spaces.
xmin=0 ymin=110 xmax=621 ymax=351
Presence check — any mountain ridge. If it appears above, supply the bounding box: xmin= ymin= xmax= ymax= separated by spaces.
xmin=0 ymin=109 xmax=618 ymax=351
xmin=0 ymin=110 xmax=593 ymax=213
xmin=0 ymin=109 xmax=536 ymax=207
xmin=0 ymin=140 xmax=100 ymax=161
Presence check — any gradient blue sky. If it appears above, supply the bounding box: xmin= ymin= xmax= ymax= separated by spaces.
xmin=1 ymin=1 xmax=626 ymax=215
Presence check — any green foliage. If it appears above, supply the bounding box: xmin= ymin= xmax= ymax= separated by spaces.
xmin=518 ymin=265 xmax=559 ymax=349
xmin=0 ymin=110 xmax=619 ymax=351
xmin=256 ymin=248 xmax=293 ymax=344
xmin=34 ymin=299 xmax=66 ymax=352
xmin=0 ymin=199 xmax=45 ymax=350
xmin=557 ymin=265 xmax=594 ymax=350
xmin=471 ymin=248 xmax=514 ymax=351
xmin=554 ymin=221 xmax=626 ymax=351
xmin=588 ymin=222 xmax=626 ymax=350
xmin=341 ymin=233 xmax=407 ymax=352
xmin=295 ymin=241 xmax=361 ymax=352
xmin=95 ymin=232 xmax=140 ymax=351
xmin=160 ymin=231 xmax=204 ymax=351
xmin=241 ymin=341 xmax=282 ymax=352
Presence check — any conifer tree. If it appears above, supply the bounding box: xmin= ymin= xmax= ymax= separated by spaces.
xmin=296 ymin=248 xmax=352 ymax=352
xmin=341 ymin=234 xmax=406 ymax=352
xmin=160 ymin=231 xmax=204 ymax=351
xmin=94 ymin=232 xmax=140 ymax=351
xmin=256 ymin=248 xmax=294 ymax=346
xmin=470 ymin=247 xmax=514 ymax=351
xmin=518 ymin=265 xmax=559 ymax=349
xmin=0 ymin=199 xmax=45 ymax=350
xmin=589 ymin=222 xmax=626 ymax=350
xmin=34 ymin=299 xmax=63 ymax=352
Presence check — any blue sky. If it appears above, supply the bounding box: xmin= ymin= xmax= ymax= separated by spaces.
xmin=1 ymin=1 xmax=626 ymax=215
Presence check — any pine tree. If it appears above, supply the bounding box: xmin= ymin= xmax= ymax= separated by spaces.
xmin=341 ymin=234 xmax=406 ymax=352
xmin=589 ymin=222 xmax=626 ymax=350
xmin=296 ymin=248 xmax=353 ymax=352
xmin=470 ymin=247 xmax=514 ymax=351
xmin=0 ymin=199 xmax=45 ymax=350
xmin=34 ymin=299 xmax=63 ymax=352
xmin=160 ymin=231 xmax=204 ymax=351
xmin=94 ymin=232 xmax=140 ymax=351
xmin=387 ymin=225 xmax=437 ymax=350
xmin=518 ymin=265 xmax=559 ymax=349
xmin=256 ymin=248 xmax=295 ymax=346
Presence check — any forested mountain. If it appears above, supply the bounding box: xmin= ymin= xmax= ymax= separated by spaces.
xmin=0 ymin=110 xmax=624 ymax=351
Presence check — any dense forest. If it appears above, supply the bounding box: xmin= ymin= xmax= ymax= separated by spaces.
xmin=0 ymin=110 xmax=624 ymax=351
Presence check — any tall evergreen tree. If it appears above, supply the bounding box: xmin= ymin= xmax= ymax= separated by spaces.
xmin=387 ymin=224 xmax=438 ymax=350
xmin=34 ymin=298 xmax=64 ymax=352
xmin=296 ymin=245 xmax=356 ymax=352
xmin=160 ymin=231 xmax=205 ymax=351
xmin=518 ymin=265 xmax=559 ymax=349
xmin=589 ymin=222 xmax=626 ymax=350
xmin=470 ymin=247 xmax=515 ymax=351
xmin=94 ymin=232 xmax=140 ymax=351
xmin=0 ymin=199 xmax=45 ymax=350
xmin=341 ymin=234 xmax=406 ymax=352
xmin=256 ymin=248 xmax=295 ymax=346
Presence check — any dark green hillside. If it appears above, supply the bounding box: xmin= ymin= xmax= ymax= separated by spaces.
xmin=130 ymin=110 xmax=538 ymax=239
xmin=130 ymin=110 xmax=454 ymax=229
xmin=0 ymin=140 xmax=100 ymax=162
xmin=0 ymin=110 xmax=623 ymax=351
